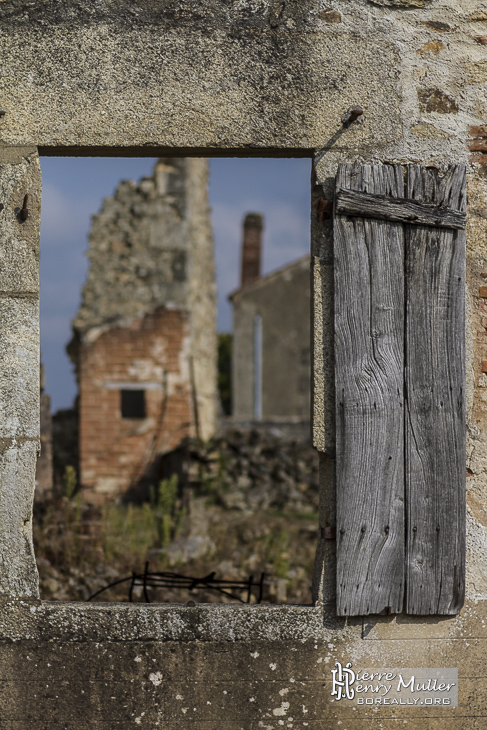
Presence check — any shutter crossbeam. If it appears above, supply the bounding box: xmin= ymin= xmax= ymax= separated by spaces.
xmin=336 ymin=188 xmax=466 ymax=230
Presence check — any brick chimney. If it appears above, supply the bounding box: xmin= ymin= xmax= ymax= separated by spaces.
xmin=240 ymin=213 xmax=263 ymax=288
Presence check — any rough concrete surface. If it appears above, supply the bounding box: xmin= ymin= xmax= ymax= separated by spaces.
xmin=0 ymin=148 xmax=40 ymax=599
xmin=0 ymin=599 xmax=486 ymax=727
xmin=0 ymin=2 xmax=403 ymax=154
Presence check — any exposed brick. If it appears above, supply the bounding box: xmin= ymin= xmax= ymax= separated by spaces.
xmin=470 ymin=140 xmax=487 ymax=153
xmin=78 ymin=307 xmax=192 ymax=496
xmin=470 ymin=126 xmax=487 ymax=137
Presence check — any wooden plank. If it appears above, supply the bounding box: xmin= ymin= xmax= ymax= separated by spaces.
xmin=335 ymin=188 xmax=466 ymax=230
xmin=405 ymin=164 xmax=466 ymax=615
xmin=335 ymin=163 xmax=405 ymax=616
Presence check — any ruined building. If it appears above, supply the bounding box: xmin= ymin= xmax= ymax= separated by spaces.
xmin=69 ymin=159 xmax=217 ymax=501
xmin=34 ymin=361 xmax=53 ymax=498
xmin=231 ymin=213 xmax=311 ymax=430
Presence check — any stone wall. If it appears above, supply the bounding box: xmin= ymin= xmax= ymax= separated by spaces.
xmin=232 ymin=256 xmax=311 ymax=424
xmin=70 ymin=158 xmax=217 ymax=498
xmin=1 ymin=0 xmax=487 ymax=727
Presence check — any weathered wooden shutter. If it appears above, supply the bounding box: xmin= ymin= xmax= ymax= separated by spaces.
xmin=334 ymin=163 xmax=466 ymax=616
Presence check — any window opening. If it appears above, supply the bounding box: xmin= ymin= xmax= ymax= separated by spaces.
xmin=34 ymin=156 xmax=317 ymax=606
xmin=121 ymin=390 xmax=146 ymax=419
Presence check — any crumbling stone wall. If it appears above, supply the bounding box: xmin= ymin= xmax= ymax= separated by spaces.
xmin=0 ymin=147 xmax=41 ymax=599
xmin=34 ymin=361 xmax=53 ymax=499
xmin=69 ymin=159 xmax=217 ymax=498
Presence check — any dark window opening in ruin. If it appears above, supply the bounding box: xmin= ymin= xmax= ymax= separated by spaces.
xmin=121 ymin=390 xmax=146 ymax=419
xmin=35 ymin=156 xmax=317 ymax=606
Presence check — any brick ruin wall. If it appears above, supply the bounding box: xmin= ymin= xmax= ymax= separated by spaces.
xmin=1 ymin=0 xmax=487 ymax=727
xmin=77 ymin=308 xmax=192 ymax=501
xmin=70 ymin=158 xmax=217 ymax=499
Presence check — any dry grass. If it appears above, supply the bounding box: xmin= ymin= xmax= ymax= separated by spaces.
xmin=34 ymin=470 xmax=318 ymax=605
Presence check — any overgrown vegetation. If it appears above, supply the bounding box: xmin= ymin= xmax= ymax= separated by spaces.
xmin=149 ymin=474 xmax=183 ymax=547
xmin=34 ymin=431 xmax=319 ymax=605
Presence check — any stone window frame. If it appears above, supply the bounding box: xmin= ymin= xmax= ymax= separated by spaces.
xmin=1 ymin=147 xmax=332 ymax=609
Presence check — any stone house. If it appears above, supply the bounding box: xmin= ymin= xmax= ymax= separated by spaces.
xmin=68 ymin=158 xmax=218 ymax=501
xmin=231 ymin=213 xmax=311 ymax=430
xmin=2 ymin=1 xmax=487 ymax=727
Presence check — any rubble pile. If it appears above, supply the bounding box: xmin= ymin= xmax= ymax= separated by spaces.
xmin=35 ymin=427 xmax=320 ymax=604
xmin=188 ymin=427 xmax=320 ymax=514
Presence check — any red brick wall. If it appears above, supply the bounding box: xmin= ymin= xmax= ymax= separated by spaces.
xmin=78 ymin=308 xmax=192 ymax=501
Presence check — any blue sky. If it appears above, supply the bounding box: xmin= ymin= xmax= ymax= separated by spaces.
xmin=39 ymin=157 xmax=311 ymax=411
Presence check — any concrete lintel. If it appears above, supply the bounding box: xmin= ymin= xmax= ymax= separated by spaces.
xmin=3 ymin=598 xmax=485 ymax=643
xmin=0 ymin=16 xmax=403 ymax=153
xmin=0 ymin=600 xmax=353 ymax=643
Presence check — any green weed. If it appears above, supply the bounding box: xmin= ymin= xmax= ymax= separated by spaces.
xmin=149 ymin=474 xmax=182 ymax=547
xmin=102 ymin=503 xmax=158 ymax=566
xmin=265 ymin=529 xmax=290 ymax=579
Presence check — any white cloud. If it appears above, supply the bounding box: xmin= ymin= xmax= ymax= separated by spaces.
xmin=40 ymin=181 xmax=95 ymax=248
